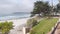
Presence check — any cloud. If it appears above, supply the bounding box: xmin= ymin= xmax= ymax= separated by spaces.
xmin=0 ymin=0 xmax=59 ymax=14
xmin=0 ymin=0 xmax=35 ymax=14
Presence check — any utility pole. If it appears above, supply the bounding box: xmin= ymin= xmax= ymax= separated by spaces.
xmin=59 ymin=0 xmax=60 ymax=2
xmin=58 ymin=0 xmax=60 ymax=3
xmin=39 ymin=0 xmax=43 ymax=1
xmin=58 ymin=0 xmax=60 ymax=17
xmin=52 ymin=0 xmax=53 ymax=7
xmin=51 ymin=0 xmax=54 ymax=15
xmin=39 ymin=0 xmax=42 ymax=1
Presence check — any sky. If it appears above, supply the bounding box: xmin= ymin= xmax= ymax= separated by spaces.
xmin=0 ymin=0 xmax=59 ymax=14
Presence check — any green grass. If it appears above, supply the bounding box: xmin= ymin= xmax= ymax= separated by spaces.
xmin=30 ymin=18 xmax=58 ymax=34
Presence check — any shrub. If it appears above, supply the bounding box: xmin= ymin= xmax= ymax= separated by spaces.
xmin=27 ymin=18 xmax=38 ymax=28
xmin=30 ymin=29 xmax=36 ymax=34
xmin=0 ymin=21 xmax=13 ymax=34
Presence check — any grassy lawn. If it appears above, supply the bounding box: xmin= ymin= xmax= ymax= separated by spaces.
xmin=30 ymin=18 xmax=58 ymax=34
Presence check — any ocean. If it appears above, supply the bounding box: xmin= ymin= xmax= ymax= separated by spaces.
xmin=0 ymin=12 xmax=31 ymax=21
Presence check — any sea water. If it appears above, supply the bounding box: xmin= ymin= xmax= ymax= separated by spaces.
xmin=0 ymin=12 xmax=31 ymax=21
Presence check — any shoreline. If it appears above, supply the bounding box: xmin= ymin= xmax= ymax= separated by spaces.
xmin=0 ymin=17 xmax=30 ymax=21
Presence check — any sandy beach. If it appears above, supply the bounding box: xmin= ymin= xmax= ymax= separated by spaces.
xmin=0 ymin=18 xmax=29 ymax=27
xmin=0 ymin=18 xmax=29 ymax=34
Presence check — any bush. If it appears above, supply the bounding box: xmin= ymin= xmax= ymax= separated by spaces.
xmin=27 ymin=18 xmax=38 ymax=28
xmin=0 ymin=21 xmax=13 ymax=34
xmin=30 ymin=29 xmax=36 ymax=34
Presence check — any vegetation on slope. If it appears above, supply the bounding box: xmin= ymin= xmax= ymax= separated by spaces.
xmin=27 ymin=18 xmax=38 ymax=28
xmin=30 ymin=18 xmax=58 ymax=34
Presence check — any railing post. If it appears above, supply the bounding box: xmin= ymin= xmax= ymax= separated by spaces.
xmin=23 ymin=27 xmax=26 ymax=34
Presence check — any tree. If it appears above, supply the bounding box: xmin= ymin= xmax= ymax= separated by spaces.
xmin=56 ymin=3 xmax=60 ymax=13
xmin=0 ymin=21 xmax=13 ymax=34
xmin=55 ymin=0 xmax=60 ymax=14
xmin=31 ymin=1 xmax=51 ymax=17
xmin=53 ymin=7 xmax=58 ymax=14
